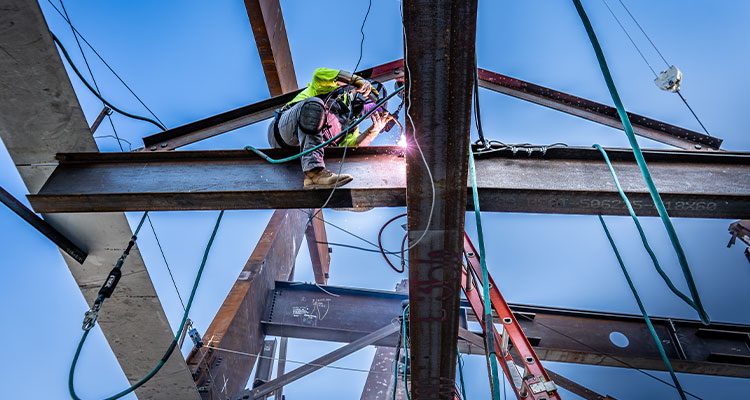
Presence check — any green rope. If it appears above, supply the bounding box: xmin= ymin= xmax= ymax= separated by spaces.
xmin=572 ymin=0 xmax=709 ymax=325
xmin=244 ymin=86 xmax=404 ymax=164
xmin=69 ymin=210 xmax=225 ymax=400
xmin=50 ymin=33 xmax=167 ymax=132
xmin=457 ymin=346 xmax=468 ymax=400
xmin=594 ymin=144 xmax=705 ymax=316
xmin=468 ymin=147 xmax=502 ymax=400
xmin=598 ymin=215 xmax=688 ymax=400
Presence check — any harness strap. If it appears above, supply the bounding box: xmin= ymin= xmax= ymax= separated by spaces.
xmin=273 ymin=110 xmax=294 ymax=149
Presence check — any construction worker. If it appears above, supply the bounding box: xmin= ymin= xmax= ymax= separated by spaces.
xmin=268 ymin=67 xmax=391 ymax=189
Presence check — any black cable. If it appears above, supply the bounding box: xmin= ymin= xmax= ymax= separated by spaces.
xmin=301 ymin=210 xmax=405 ymax=259
xmin=473 ymin=55 xmax=487 ymax=148
xmin=353 ymin=0 xmax=372 ymax=73
xmin=147 ymin=215 xmax=186 ymax=312
xmin=59 ymin=0 xmax=127 ymax=151
xmin=45 ymin=0 xmax=166 ymax=128
xmin=515 ymin=313 xmax=705 ymax=400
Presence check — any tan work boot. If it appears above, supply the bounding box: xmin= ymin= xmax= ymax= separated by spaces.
xmin=303 ymin=168 xmax=354 ymax=189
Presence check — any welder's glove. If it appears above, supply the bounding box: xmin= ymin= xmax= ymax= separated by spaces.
xmin=352 ymin=76 xmax=373 ymax=98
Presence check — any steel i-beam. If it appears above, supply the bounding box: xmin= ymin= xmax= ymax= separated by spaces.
xmin=402 ymin=1 xmax=478 ymax=398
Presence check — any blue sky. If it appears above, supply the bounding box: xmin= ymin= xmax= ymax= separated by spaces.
xmin=1 ymin=0 xmax=749 ymax=399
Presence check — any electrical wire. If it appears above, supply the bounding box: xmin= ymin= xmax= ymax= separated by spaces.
xmin=399 ymin=1 xmax=436 ymax=252
xmin=45 ymin=0 xmax=166 ymax=128
xmin=300 ymin=210 xmax=405 ymax=259
xmin=573 ymin=0 xmax=710 ymax=325
xmin=598 ymin=215 xmax=687 ymax=400
xmin=599 ymin=0 xmax=713 ymax=137
xmin=58 ymin=0 xmax=128 ymax=153
xmin=50 ymin=32 xmax=167 ymax=131
xmin=69 ymin=211 xmax=224 ymax=400
xmin=147 ymin=214 xmax=186 ymax=312
xmin=600 ymin=0 xmax=657 ymax=77
xmin=378 ymin=213 xmax=408 ymax=273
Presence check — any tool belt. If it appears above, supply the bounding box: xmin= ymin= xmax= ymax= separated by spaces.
xmin=273 ymin=109 xmax=294 ymax=149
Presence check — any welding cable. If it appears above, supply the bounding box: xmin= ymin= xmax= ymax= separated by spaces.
xmin=244 ymin=86 xmax=404 ymax=164
xmin=50 ymin=32 xmax=167 ymax=132
xmin=598 ymin=215 xmax=688 ymax=400
xmin=456 ymin=346 xmax=468 ymax=400
xmin=402 ymin=304 xmax=411 ymax=400
xmin=69 ymin=210 xmax=225 ymax=400
xmin=378 ymin=213 xmax=408 ymax=273
xmin=468 ymin=147 xmax=503 ymax=400
xmin=593 ymin=144 xmax=704 ymax=317
xmin=572 ymin=0 xmax=710 ymax=325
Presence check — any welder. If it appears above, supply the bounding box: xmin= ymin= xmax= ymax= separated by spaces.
xmin=267 ymin=67 xmax=391 ymax=189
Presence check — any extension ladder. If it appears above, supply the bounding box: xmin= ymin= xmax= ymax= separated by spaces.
xmin=461 ymin=233 xmax=561 ymax=400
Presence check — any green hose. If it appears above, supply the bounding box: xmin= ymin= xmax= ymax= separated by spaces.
xmin=50 ymin=33 xmax=167 ymax=132
xmin=244 ymin=86 xmax=404 ymax=164
xmin=598 ymin=216 xmax=687 ymax=400
xmin=468 ymin=147 xmax=502 ymax=400
xmin=572 ymin=0 xmax=709 ymax=325
xmin=69 ymin=210 xmax=225 ymax=400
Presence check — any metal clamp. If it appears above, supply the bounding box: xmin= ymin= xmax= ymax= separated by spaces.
xmin=82 ymin=301 xmax=102 ymax=331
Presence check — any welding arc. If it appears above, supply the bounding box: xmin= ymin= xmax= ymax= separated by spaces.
xmin=379 ymin=213 xmax=408 ymax=273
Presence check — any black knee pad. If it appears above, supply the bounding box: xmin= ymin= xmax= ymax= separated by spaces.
xmin=298 ymin=100 xmax=325 ymax=134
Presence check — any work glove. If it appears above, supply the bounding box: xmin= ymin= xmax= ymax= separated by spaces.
xmin=352 ymin=76 xmax=373 ymax=98
xmin=369 ymin=112 xmax=391 ymax=133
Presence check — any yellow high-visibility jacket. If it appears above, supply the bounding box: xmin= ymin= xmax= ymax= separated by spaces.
xmin=288 ymin=68 xmax=360 ymax=147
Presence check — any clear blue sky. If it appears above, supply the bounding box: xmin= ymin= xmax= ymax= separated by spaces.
xmin=1 ymin=0 xmax=749 ymax=399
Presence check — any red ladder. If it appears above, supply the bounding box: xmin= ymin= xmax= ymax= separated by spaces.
xmin=461 ymin=233 xmax=561 ymax=400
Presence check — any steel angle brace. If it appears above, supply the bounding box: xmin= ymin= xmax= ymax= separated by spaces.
xmin=461 ymin=233 xmax=559 ymax=400
xmin=230 ymin=323 xmax=399 ymax=399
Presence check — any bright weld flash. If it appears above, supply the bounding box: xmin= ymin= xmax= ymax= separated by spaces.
xmin=397 ymin=134 xmax=407 ymax=148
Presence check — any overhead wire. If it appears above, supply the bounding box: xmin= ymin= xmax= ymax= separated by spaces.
xmin=599 ymin=0 xmax=713 ymax=137
xmin=147 ymin=214 xmax=186 ymax=312
xmin=572 ymin=0 xmax=710 ymax=325
xmin=45 ymin=0 xmax=166 ymax=128
xmin=58 ymin=0 xmax=127 ymax=152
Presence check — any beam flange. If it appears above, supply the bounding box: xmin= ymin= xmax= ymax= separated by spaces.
xmin=29 ymin=146 xmax=750 ymax=219
xmin=263 ymin=282 xmax=750 ymax=378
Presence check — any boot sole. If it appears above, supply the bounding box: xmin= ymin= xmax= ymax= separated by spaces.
xmin=303 ymin=176 xmax=354 ymax=189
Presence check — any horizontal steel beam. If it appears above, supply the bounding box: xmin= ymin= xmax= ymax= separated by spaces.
xmin=263 ymin=282 xmax=750 ymax=378
xmin=477 ymin=69 xmax=722 ymax=151
xmin=29 ymin=146 xmax=750 ymax=218
xmin=140 ymin=59 xmax=719 ymax=152
xmin=140 ymin=60 xmax=405 ymax=151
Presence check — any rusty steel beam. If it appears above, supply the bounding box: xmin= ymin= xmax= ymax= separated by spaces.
xmin=263 ymin=282 xmax=750 ymax=378
xmin=140 ymin=61 xmax=405 ymax=151
xmin=244 ymin=0 xmax=297 ymax=96
xmin=305 ymin=209 xmax=331 ymax=284
xmin=252 ymin=339 xmax=277 ymax=399
xmin=404 ymin=2 xmax=479 ymax=396
xmin=477 ymin=69 xmax=722 ymax=151
xmin=186 ymin=210 xmax=307 ymax=400
xmin=29 ymin=146 xmax=750 ymax=218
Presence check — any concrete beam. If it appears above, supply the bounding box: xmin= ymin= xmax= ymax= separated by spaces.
xmin=0 ymin=1 xmax=198 ymax=398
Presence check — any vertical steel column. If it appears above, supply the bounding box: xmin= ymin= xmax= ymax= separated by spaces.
xmin=305 ymin=210 xmax=331 ymax=284
xmin=402 ymin=1 xmax=478 ymax=398
xmin=252 ymin=339 xmax=277 ymax=399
